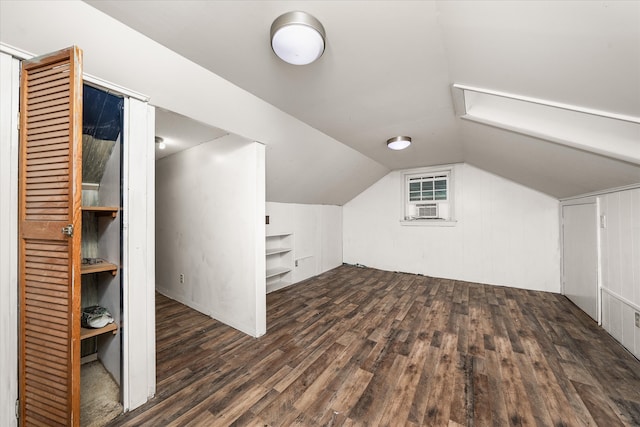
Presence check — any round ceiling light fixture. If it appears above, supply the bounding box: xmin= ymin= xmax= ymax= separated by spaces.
xmin=155 ymin=136 xmax=166 ymax=150
xmin=271 ymin=11 xmax=326 ymax=65
xmin=386 ymin=136 xmax=412 ymax=150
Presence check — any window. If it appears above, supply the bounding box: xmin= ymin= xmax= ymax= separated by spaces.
xmin=408 ymin=174 xmax=448 ymax=202
xmin=402 ymin=166 xmax=455 ymax=224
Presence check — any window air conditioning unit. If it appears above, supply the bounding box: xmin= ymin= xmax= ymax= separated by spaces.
xmin=416 ymin=203 xmax=438 ymax=219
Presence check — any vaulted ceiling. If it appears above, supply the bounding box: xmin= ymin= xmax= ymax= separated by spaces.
xmin=2 ymin=1 xmax=637 ymax=204
xmin=85 ymin=0 xmax=640 ymax=200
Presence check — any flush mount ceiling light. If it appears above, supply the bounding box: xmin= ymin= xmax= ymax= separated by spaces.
xmin=386 ymin=136 xmax=412 ymax=150
xmin=270 ymin=11 xmax=326 ymax=65
xmin=155 ymin=136 xmax=166 ymax=150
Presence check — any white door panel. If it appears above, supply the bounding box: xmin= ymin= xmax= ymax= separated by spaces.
xmin=562 ymin=202 xmax=598 ymax=320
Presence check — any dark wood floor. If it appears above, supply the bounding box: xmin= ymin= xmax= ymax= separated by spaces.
xmin=107 ymin=265 xmax=640 ymax=426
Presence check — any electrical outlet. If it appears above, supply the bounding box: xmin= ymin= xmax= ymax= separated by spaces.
xmin=635 ymin=312 xmax=640 ymax=328
xmin=179 ymin=273 xmax=185 ymax=284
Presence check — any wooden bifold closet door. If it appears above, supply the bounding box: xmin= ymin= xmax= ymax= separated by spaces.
xmin=18 ymin=46 xmax=83 ymax=426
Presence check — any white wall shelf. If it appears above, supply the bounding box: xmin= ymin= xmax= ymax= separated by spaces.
xmin=266 ymin=247 xmax=292 ymax=256
xmin=266 ymin=266 xmax=292 ymax=279
xmin=266 ymin=233 xmax=293 ymax=293
xmin=265 ymin=202 xmax=343 ymax=285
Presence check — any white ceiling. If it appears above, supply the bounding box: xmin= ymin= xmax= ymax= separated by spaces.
xmin=86 ymin=0 xmax=640 ymax=200
xmin=154 ymin=108 xmax=227 ymax=160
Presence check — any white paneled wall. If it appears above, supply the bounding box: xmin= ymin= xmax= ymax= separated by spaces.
xmin=343 ymin=163 xmax=561 ymax=292
xmin=155 ymin=135 xmax=266 ymax=337
xmin=600 ymin=187 xmax=640 ymax=358
xmin=266 ymin=202 xmax=342 ymax=285
xmin=0 ymin=51 xmax=19 ymax=427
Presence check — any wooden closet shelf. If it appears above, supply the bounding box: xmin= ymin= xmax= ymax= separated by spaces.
xmin=80 ymin=323 xmax=117 ymax=340
xmin=81 ymin=262 xmax=118 ymax=276
xmin=82 ymin=206 xmax=120 ymax=218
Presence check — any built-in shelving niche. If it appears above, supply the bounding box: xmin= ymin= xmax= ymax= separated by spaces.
xmin=266 ymin=233 xmax=294 ymax=293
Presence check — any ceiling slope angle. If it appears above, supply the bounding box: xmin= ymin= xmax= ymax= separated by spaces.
xmin=154 ymin=108 xmax=228 ymax=160
xmin=80 ymin=0 xmax=640 ymax=201
xmin=453 ymin=84 xmax=640 ymax=165
xmin=83 ymin=0 xmax=465 ymax=172
xmin=451 ymin=85 xmax=640 ymax=198
xmin=438 ymin=0 xmax=640 ymax=198
xmin=460 ymin=119 xmax=640 ymax=199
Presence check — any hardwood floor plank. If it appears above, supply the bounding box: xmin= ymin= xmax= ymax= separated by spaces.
xmin=407 ymin=341 xmax=443 ymax=424
xmin=494 ymin=335 xmax=540 ymax=426
xmin=471 ymin=369 xmax=492 ymax=426
xmin=260 ymin=342 xmax=346 ymax=425
xmin=514 ymin=350 xmax=555 ymax=426
xmin=272 ymin=340 xmax=342 ymax=394
xmin=347 ymin=334 xmax=402 ymax=422
xmin=330 ymin=367 xmax=373 ymax=416
xmin=421 ymin=333 xmax=458 ymax=426
xmin=483 ymin=348 xmax=510 ymax=426
xmin=364 ymin=353 xmax=409 ymax=425
xmin=106 ymin=265 xmax=640 ymax=427
xmin=520 ymin=338 xmax=585 ymax=426
xmin=447 ymin=353 xmax=471 ymax=426
xmin=188 ymin=383 xmax=269 ymax=427
xmin=377 ymin=335 xmax=429 ymax=425
xmin=293 ymin=338 xmax=363 ymax=413
xmin=572 ymin=381 xmax=625 ymax=427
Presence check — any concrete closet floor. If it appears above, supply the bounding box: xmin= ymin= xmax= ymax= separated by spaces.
xmin=81 ymin=361 xmax=122 ymax=427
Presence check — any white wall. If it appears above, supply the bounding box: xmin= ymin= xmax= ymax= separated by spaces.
xmin=266 ymin=202 xmax=342 ymax=285
xmin=0 ymin=51 xmax=19 ymax=427
xmin=121 ymin=99 xmax=157 ymax=410
xmin=600 ymin=187 xmax=640 ymax=359
xmin=344 ymin=163 xmax=561 ymax=292
xmin=155 ymin=135 xmax=266 ymax=337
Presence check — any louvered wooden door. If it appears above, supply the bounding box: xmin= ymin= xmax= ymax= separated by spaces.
xmin=18 ymin=46 xmax=83 ymax=426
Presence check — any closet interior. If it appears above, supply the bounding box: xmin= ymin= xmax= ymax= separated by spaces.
xmin=79 ymin=84 xmax=123 ymax=424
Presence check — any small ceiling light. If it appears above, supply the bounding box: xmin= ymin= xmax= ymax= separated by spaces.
xmin=271 ymin=11 xmax=326 ymax=65
xmin=386 ymin=136 xmax=411 ymax=150
xmin=155 ymin=136 xmax=166 ymax=150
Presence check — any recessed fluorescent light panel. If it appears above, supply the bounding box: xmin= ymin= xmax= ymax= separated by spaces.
xmin=452 ymin=84 xmax=640 ymax=165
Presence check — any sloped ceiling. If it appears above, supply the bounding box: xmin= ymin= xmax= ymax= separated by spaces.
xmin=84 ymin=0 xmax=640 ymax=201
xmin=438 ymin=1 xmax=640 ymax=197
xmin=86 ymin=0 xmax=464 ymax=175
xmin=154 ymin=108 xmax=228 ymax=160
xmin=3 ymin=1 xmax=636 ymax=203
xmin=0 ymin=1 xmax=389 ymax=205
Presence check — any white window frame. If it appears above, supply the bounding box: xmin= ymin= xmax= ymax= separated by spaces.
xmin=400 ymin=165 xmax=457 ymax=226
